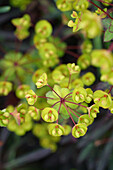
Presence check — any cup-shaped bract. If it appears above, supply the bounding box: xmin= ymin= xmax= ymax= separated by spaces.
xmin=52 ymin=70 xmax=65 ymax=84
xmin=28 ymin=106 xmax=40 ymax=120
xmin=73 ymin=0 xmax=89 ymax=11
xmin=82 ymin=72 xmax=95 ymax=86
xmin=25 ymin=90 xmax=37 ymax=105
xmin=12 ymin=14 xmax=31 ymax=40
xmin=81 ymin=39 xmax=92 ymax=54
xmin=72 ymin=87 xmax=87 ymax=103
xmin=48 ymin=123 xmax=65 ymax=136
xmin=0 ymin=109 xmax=10 ymax=127
xmin=85 ymin=88 xmax=93 ymax=103
xmin=39 ymin=43 xmax=57 ymax=60
xmin=77 ymin=54 xmax=91 ymax=70
xmin=32 ymin=69 xmax=48 ymax=84
xmin=35 ymin=20 xmax=52 ymax=38
xmin=78 ymin=114 xmax=94 ymax=126
xmin=80 ymin=10 xmax=102 ymax=38
xmin=93 ymin=90 xmax=112 ymax=109
xmin=41 ymin=107 xmax=58 ymax=123
xmin=56 ymin=0 xmax=73 ymax=11
xmin=16 ymin=84 xmax=30 ymax=99
xmin=89 ymin=104 xmax=99 ymax=119
xmin=67 ymin=63 xmax=81 ymax=74
xmin=0 ymin=81 xmax=12 ymax=96
xmin=72 ymin=123 xmax=87 ymax=138
xmin=36 ymin=73 xmax=47 ymax=88
xmin=33 ymin=35 xmax=47 ymax=49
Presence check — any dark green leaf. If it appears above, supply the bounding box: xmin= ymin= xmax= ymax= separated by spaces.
xmin=0 ymin=6 xmax=11 ymax=13
xmin=104 ymin=28 xmax=113 ymax=42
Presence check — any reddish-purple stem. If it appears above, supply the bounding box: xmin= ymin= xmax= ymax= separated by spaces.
xmin=74 ymin=109 xmax=82 ymax=116
xmin=38 ymin=96 xmax=55 ymax=100
xmin=108 ymin=85 xmax=113 ymax=94
xmin=61 ymin=33 xmax=75 ymax=41
xmin=88 ymin=0 xmax=113 ymax=20
xmin=108 ymin=43 xmax=113 ymax=52
xmin=95 ymin=0 xmax=113 ymax=6
xmin=65 ymin=100 xmax=88 ymax=109
xmin=51 ymin=101 xmax=61 ymax=108
xmin=57 ymin=102 xmax=62 ymax=123
xmin=67 ymin=107 xmax=79 ymax=118
xmin=64 ymin=92 xmax=72 ymax=99
xmin=66 ymin=50 xmax=80 ymax=59
xmin=47 ymin=84 xmax=61 ymax=99
xmin=67 ymin=45 xmax=80 ymax=50
xmin=63 ymin=102 xmax=76 ymax=125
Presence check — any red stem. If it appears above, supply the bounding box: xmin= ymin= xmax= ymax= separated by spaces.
xmin=95 ymin=0 xmax=113 ymax=6
xmin=38 ymin=96 xmax=55 ymax=100
xmin=57 ymin=102 xmax=62 ymax=123
xmin=88 ymin=0 xmax=113 ymax=20
xmin=108 ymin=43 xmax=113 ymax=52
xmin=51 ymin=101 xmax=61 ymax=108
xmin=64 ymin=92 xmax=72 ymax=99
xmin=47 ymin=84 xmax=61 ymax=99
xmin=67 ymin=45 xmax=80 ymax=50
xmin=66 ymin=50 xmax=79 ymax=59
xmin=63 ymin=102 xmax=76 ymax=125
xmin=65 ymin=100 xmax=88 ymax=109
xmin=108 ymin=85 xmax=113 ymax=94
xmin=67 ymin=107 xmax=79 ymax=118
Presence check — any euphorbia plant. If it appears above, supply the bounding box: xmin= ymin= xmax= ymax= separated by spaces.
xmin=0 ymin=0 xmax=113 ymax=153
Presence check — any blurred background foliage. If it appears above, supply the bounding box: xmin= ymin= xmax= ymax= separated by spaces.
xmin=0 ymin=0 xmax=113 ymax=170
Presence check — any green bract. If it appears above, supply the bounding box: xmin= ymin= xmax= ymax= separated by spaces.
xmin=27 ymin=106 xmax=40 ymax=121
xmin=41 ymin=107 xmax=58 ymax=122
xmin=25 ymin=90 xmax=37 ymax=105
xmin=85 ymin=88 xmax=93 ymax=103
xmin=16 ymin=85 xmax=30 ymax=99
xmin=93 ymin=90 xmax=112 ymax=109
xmin=35 ymin=20 xmax=52 ymax=38
xmin=39 ymin=43 xmax=57 ymax=59
xmin=12 ymin=14 xmax=31 ymax=40
xmin=0 ymin=81 xmax=12 ymax=96
xmin=77 ymin=54 xmax=91 ymax=70
xmin=72 ymin=87 xmax=87 ymax=103
xmin=36 ymin=73 xmax=47 ymax=88
xmin=73 ymin=0 xmax=89 ymax=11
xmin=89 ymin=104 xmax=99 ymax=119
xmin=48 ymin=123 xmax=65 ymax=136
xmin=0 ymin=109 xmax=10 ymax=127
xmin=81 ymin=72 xmax=96 ymax=86
xmin=56 ymin=0 xmax=73 ymax=11
xmin=67 ymin=63 xmax=81 ymax=74
xmin=33 ymin=35 xmax=47 ymax=49
xmin=78 ymin=114 xmax=94 ymax=126
xmin=72 ymin=123 xmax=87 ymax=138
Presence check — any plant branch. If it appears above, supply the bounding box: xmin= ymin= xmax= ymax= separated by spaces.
xmin=88 ymin=0 xmax=113 ymax=20
xmin=65 ymin=100 xmax=88 ymax=109
xmin=47 ymin=84 xmax=61 ymax=99
xmin=63 ymin=102 xmax=76 ymax=125
xmin=66 ymin=50 xmax=79 ymax=59
xmin=67 ymin=107 xmax=79 ymax=118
